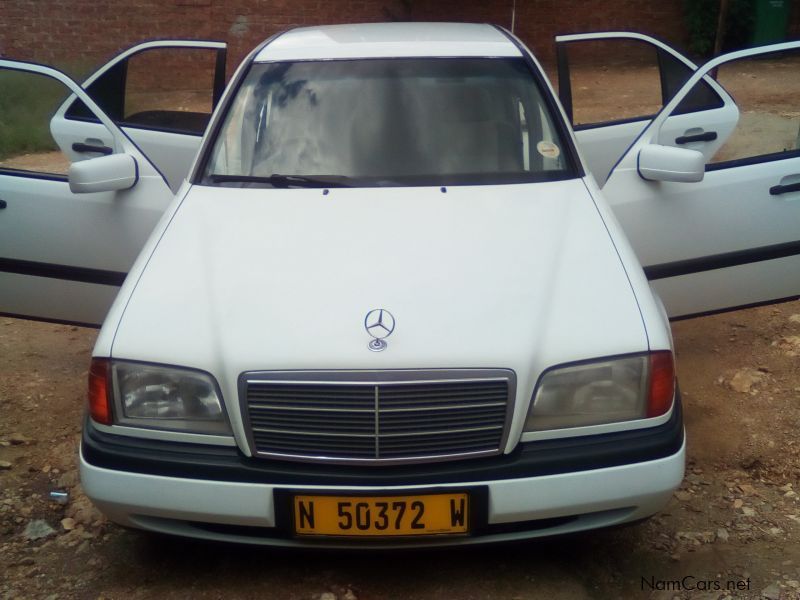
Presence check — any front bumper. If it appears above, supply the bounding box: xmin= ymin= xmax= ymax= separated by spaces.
xmin=79 ymin=395 xmax=685 ymax=547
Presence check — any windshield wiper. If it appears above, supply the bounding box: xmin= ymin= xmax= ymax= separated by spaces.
xmin=208 ymin=174 xmax=353 ymax=188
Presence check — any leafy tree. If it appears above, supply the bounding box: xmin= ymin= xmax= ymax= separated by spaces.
xmin=685 ymin=0 xmax=755 ymax=57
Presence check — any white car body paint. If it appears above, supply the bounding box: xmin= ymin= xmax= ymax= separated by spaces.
xmin=254 ymin=22 xmax=521 ymax=61
xmin=8 ymin=24 xmax=798 ymax=546
xmin=75 ymin=25 xmax=684 ymax=544
xmin=108 ymin=181 xmax=656 ymax=453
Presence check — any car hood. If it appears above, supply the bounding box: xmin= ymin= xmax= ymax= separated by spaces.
xmin=111 ymin=181 xmax=648 ymax=441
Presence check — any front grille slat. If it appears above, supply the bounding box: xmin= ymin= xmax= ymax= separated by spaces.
xmin=249 ymin=413 xmax=375 ymax=430
xmin=244 ymin=372 xmax=512 ymax=464
xmin=250 ymin=404 xmax=375 ymax=413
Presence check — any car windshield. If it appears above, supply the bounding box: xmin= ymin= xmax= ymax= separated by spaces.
xmin=203 ymin=57 xmax=576 ymax=187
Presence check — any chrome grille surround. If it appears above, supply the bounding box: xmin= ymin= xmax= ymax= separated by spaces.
xmin=239 ymin=370 xmax=516 ymax=465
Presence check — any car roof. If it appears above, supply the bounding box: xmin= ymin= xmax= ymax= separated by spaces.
xmin=253 ymin=22 xmax=522 ymax=62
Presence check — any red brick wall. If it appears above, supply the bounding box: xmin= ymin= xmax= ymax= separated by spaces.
xmin=0 ymin=0 xmax=691 ymax=75
xmin=0 ymin=0 xmax=402 ymax=73
xmin=414 ymin=0 xmax=688 ymax=62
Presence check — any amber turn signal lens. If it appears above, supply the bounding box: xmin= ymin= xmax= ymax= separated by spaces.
xmin=88 ymin=358 xmax=112 ymax=425
xmin=647 ymin=351 xmax=675 ymax=418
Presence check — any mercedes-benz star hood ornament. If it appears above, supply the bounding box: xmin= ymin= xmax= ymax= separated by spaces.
xmin=364 ymin=308 xmax=395 ymax=352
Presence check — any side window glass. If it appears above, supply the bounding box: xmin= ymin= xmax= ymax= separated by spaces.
xmin=64 ymin=62 xmax=125 ymax=122
xmin=0 ymin=69 xmax=76 ymax=176
xmin=66 ymin=47 xmax=222 ymax=135
xmin=659 ymin=51 xmax=724 ymax=115
xmin=123 ymin=48 xmax=218 ymax=133
xmin=559 ymin=39 xmax=724 ymax=127
xmin=703 ymin=49 xmax=800 ymax=167
xmin=561 ymin=39 xmax=663 ymax=127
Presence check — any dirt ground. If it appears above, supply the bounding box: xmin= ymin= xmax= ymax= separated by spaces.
xmin=1 ymin=303 xmax=800 ymax=599
xmin=2 ymin=56 xmax=800 ymax=599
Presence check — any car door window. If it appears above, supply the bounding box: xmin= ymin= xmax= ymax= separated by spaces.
xmin=51 ymin=42 xmax=226 ymax=192
xmin=557 ymin=36 xmax=723 ymax=129
xmin=65 ymin=46 xmax=225 ymax=136
xmin=559 ymin=38 xmax=663 ymax=127
xmin=554 ymin=33 xmax=734 ymax=186
xmin=704 ymin=49 xmax=800 ymax=168
xmin=0 ymin=68 xmax=98 ymax=177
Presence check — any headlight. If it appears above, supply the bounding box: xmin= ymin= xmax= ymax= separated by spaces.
xmin=524 ymin=352 xmax=674 ymax=432
xmin=111 ymin=361 xmax=232 ymax=435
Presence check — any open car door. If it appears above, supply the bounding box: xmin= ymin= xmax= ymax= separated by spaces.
xmin=0 ymin=60 xmax=176 ymax=326
xmin=601 ymin=40 xmax=800 ymax=318
xmin=50 ymin=40 xmax=226 ymax=192
xmin=555 ymin=32 xmax=737 ymax=185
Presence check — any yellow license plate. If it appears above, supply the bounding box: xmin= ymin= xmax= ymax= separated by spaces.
xmin=293 ymin=492 xmax=469 ymax=537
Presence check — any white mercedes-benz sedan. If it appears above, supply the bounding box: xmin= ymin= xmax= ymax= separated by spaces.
xmin=1 ymin=23 xmax=798 ymax=547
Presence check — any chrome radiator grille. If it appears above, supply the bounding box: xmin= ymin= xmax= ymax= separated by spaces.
xmin=241 ymin=370 xmax=514 ymax=464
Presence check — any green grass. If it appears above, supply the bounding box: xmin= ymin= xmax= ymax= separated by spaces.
xmin=0 ymin=61 xmax=96 ymax=161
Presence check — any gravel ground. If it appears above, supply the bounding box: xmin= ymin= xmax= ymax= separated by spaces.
xmin=1 ymin=299 xmax=800 ymax=599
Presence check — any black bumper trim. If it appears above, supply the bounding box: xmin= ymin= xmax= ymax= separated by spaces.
xmin=82 ymin=391 xmax=683 ymax=486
